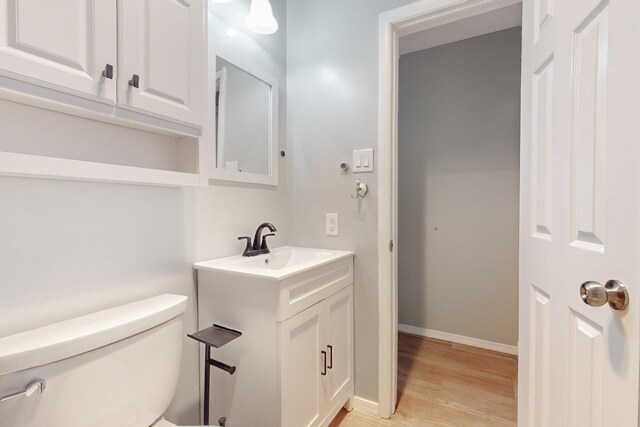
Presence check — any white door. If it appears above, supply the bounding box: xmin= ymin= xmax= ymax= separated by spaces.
xmin=118 ymin=0 xmax=204 ymax=127
xmin=519 ymin=0 xmax=640 ymax=425
xmin=324 ymin=285 xmax=354 ymax=409
xmin=279 ymin=302 xmax=325 ymax=427
xmin=0 ymin=0 xmax=117 ymax=102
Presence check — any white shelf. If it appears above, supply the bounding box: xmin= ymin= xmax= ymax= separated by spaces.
xmin=0 ymin=151 xmax=201 ymax=187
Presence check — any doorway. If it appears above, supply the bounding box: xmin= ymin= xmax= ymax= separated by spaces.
xmin=379 ymin=0 xmax=640 ymax=424
xmin=377 ymin=0 xmax=524 ymax=420
xmin=396 ymin=23 xmax=521 ymax=424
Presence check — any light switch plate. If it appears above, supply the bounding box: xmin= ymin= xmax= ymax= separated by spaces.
xmin=353 ymin=149 xmax=374 ymax=173
xmin=326 ymin=213 xmax=339 ymax=236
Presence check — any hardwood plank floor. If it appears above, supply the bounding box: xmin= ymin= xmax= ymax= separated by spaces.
xmin=330 ymin=333 xmax=518 ymax=427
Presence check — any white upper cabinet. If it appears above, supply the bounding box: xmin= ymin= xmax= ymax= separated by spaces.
xmin=118 ymin=0 xmax=204 ymax=127
xmin=0 ymin=0 xmax=204 ymax=132
xmin=0 ymin=0 xmax=206 ymax=186
xmin=0 ymin=0 xmax=117 ymax=102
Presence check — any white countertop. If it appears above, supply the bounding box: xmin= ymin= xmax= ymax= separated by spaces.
xmin=193 ymin=246 xmax=354 ymax=280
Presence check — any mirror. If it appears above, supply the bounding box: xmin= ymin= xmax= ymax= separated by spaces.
xmin=214 ymin=56 xmax=278 ymax=184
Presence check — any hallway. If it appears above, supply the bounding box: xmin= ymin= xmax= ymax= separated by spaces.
xmin=331 ymin=333 xmax=517 ymax=426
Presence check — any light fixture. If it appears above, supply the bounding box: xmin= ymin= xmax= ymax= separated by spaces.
xmin=245 ymin=0 xmax=278 ymax=35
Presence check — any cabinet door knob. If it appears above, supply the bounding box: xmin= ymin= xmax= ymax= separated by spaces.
xmin=101 ymin=64 xmax=113 ymax=79
xmin=327 ymin=345 xmax=333 ymax=369
xmin=129 ymin=74 xmax=140 ymax=88
xmin=321 ymin=351 xmax=327 ymax=376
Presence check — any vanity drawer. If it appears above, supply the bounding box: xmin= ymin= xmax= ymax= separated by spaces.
xmin=277 ymin=257 xmax=353 ymax=322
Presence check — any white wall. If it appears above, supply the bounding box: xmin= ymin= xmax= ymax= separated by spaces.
xmin=0 ymin=0 xmax=287 ymax=424
xmin=0 ymin=178 xmax=203 ymax=422
xmin=287 ymin=0 xmax=414 ymax=402
xmin=397 ymin=28 xmax=521 ymax=346
xmin=0 ymin=100 xmax=193 ymax=172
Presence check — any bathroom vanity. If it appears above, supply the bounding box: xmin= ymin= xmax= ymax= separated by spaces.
xmin=194 ymin=247 xmax=354 ymax=427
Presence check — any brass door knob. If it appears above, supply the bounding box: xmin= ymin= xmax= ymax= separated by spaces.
xmin=580 ymin=280 xmax=629 ymax=311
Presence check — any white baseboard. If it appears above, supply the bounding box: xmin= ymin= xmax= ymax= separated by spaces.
xmin=398 ymin=324 xmax=518 ymax=355
xmin=352 ymin=396 xmax=379 ymax=416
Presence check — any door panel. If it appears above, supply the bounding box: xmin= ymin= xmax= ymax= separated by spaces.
xmin=567 ymin=310 xmax=604 ymax=426
xmin=570 ymin=1 xmax=608 ymax=252
xmin=0 ymin=0 xmax=116 ymax=101
xmin=118 ymin=0 xmax=204 ymax=127
xmin=533 ymin=0 xmax=554 ymax=43
xmin=325 ymin=286 xmax=353 ymax=408
xmin=520 ymin=0 xmax=640 ymax=425
xmin=279 ymin=302 xmax=325 ymax=427
xmin=528 ymin=286 xmax=550 ymax=427
xmin=531 ymin=56 xmax=554 ymax=240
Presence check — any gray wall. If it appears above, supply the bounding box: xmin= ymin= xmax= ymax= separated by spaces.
xmin=0 ymin=0 xmax=287 ymax=424
xmin=397 ymin=28 xmax=521 ymax=346
xmin=287 ymin=0 xmax=414 ymax=402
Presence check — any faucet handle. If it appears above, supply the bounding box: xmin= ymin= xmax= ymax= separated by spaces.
xmin=238 ymin=236 xmax=252 ymax=256
xmin=260 ymin=233 xmax=276 ymax=250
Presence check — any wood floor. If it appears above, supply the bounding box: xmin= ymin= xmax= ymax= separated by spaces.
xmin=330 ymin=333 xmax=518 ymax=427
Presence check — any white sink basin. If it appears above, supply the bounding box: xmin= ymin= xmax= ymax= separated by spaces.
xmin=193 ymin=246 xmax=354 ymax=280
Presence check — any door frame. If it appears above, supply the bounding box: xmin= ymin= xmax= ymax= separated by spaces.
xmin=377 ymin=0 xmax=523 ymax=418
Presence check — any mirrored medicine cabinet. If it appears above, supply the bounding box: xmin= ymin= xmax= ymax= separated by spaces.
xmin=210 ymin=54 xmax=279 ymax=186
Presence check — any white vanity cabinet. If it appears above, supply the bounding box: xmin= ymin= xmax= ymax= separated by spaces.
xmin=0 ymin=0 xmax=204 ymax=129
xmin=280 ymin=285 xmax=354 ymax=427
xmin=194 ymin=248 xmax=354 ymax=427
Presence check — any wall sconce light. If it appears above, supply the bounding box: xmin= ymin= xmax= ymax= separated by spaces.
xmin=245 ymin=0 xmax=278 ymax=35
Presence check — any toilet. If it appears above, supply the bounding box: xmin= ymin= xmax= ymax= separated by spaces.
xmin=0 ymin=294 xmax=208 ymax=427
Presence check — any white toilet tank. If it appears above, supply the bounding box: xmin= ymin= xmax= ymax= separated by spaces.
xmin=0 ymin=294 xmax=188 ymax=427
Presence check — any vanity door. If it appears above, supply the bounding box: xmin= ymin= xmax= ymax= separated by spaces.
xmin=324 ymin=285 xmax=354 ymax=410
xmin=0 ymin=0 xmax=117 ymax=102
xmin=279 ymin=302 xmax=326 ymax=427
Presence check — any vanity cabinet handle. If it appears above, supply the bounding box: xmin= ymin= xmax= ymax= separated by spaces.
xmin=327 ymin=345 xmax=333 ymax=369
xmin=321 ymin=351 xmax=327 ymax=376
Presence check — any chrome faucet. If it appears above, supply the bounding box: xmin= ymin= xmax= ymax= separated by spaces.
xmin=238 ymin=223 xmax=277 ymax=257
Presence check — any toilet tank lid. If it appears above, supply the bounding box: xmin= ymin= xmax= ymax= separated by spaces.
xmin=0 ymin=294 xmax=188 ymax=376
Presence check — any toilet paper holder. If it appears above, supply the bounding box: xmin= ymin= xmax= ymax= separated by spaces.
xmin=188 ymin=324 xmax=242 ymax=426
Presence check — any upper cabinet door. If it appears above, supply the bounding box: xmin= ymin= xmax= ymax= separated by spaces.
xmin=0 ymin=0 xmax=117 ymax=102
xmin=118 ymin=0 xmax=204 ymax=128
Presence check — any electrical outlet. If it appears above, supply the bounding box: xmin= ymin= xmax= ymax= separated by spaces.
xmin=326 ymin=213 xmax=339 ymax=236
